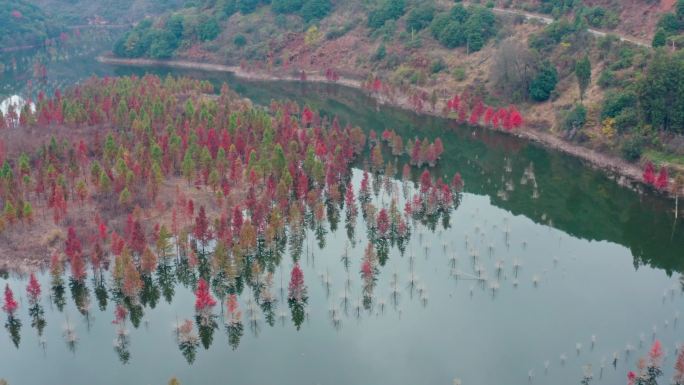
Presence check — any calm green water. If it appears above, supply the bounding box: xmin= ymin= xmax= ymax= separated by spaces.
xmin=0 ymin=49 xmax=682 ymax=385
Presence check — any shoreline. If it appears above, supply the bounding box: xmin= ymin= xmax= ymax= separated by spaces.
xmin=97 ymin=55 xmax=660 ymax=194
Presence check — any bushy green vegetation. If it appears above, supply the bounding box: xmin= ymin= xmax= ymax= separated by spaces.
xmin=578 ymin=6 xmax=619 ymax=29
xmin=653 ymin=0 xmax=684 ymax=47
xmin=528 ymin=61 xmax=558 ymax=102
xmin=368 ymin=0 xmax=406 ymax=29
xmin=114 ymin=11 xmax=221 ymax=59
xmin=575 ymin=54 xmax=591 ymax=100
xmin=406 ymin=4 xmax=435 ymax=32
xmin=535 ymin=0 xmax=581 ymax=16
xmin=428 ymin=4 xmax=497 ymax=52
xmin=0 ymin=0 xmax=63 ymax=47
xmin=637 ymin=49 xmax=684 ymax=134
xmin=562 ymin=103 xmax=587 ymax=131
xmin=272 ymin=0 xmax=332 ymax=22
xmin=589 ymin=45 xmax=684 ymax=160
xmin=529 ymin=20 xmax=581 ymax=52
xmin=30 ymin=0 xmax=184 ymax=25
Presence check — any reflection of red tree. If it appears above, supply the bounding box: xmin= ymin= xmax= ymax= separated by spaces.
xmin=226 ymin=294 xmax=241 ymax=322
xmin=26 ymin=273 xmax=41 ymax=303
xmin=194 ymin=278 xmax=217 ymax=311
xmin=288 ymin=264 xmax=306 ymax=301
xmin=674 ymin=347 xmax=684 ymax=384
xmin=113 ymin=304 xmax=127 ymax=325
xmin=377 ymin=208 xmax=389 ymax=237
xmin=3 ymin=284 xmax=18 ymax=315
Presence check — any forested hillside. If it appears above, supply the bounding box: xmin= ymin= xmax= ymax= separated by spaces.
xmin=497 ymin=0 xmax=672 ymax=40
xmin=0 ymin=0 xmax=63 ymax=48
xmin=28 ymin=0 xmax=185 ymax=24
xmin=106 ymin=0 xmax=684 ymax=174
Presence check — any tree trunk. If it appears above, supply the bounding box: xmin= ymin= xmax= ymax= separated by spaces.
xmin=676 ymin=195 xmax=679 ymax=220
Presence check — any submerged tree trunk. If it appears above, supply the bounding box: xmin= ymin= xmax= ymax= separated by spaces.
xmin=676 ymin=195 xmax=679 ymax=220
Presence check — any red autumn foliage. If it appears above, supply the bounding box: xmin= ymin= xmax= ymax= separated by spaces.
xmin=649 ymin=340 xmax=663 ymax=364
xmin=627 ymin=371 xmax=636 ymax=385
xmin=232 ymin=205 xmax=243 ymax=233
xmin=113 ymin=304 xmax=128 ymax=325
xmin=65 ymin=226 xmax=86 ymax=281
xmin=193 ymin=206 xmax=211 ymax=244
xmin=130 ymin=220 xmax=146 ymax=255
xmin=194 ymin=278 xmax=217 ymax=311
xmin=643 ymin=162 xmax=656 ymax=185
xmin=361 ymin=258 xmax=372 ymax=279
xmin=655 ymin=167 xmax=669 ymax=190
xmin=508 ymin=105 xmax=523 ymax=129
xmin=3 ymin=284 xmax=18 ymax=315
xmin=376 ymin=208 xmax=390 ymax=237
xmin=0 ymin=75 xmax=457 ymax=293
xmin=111 ymin=231 xmax=125 ymax=256
xmin=26 ymin=273 xmax=41 ymax=303
xmin=372 ymin=78 xmax=382 ymax=93
xmin=288 ymin=263 xmax=306 ymax=301
xmin=325 ymin=68 xmax=339 ymax=82
xmin=483 ymin=107 xmax=494 ymax=125
xmin=469 ymin=100 xmax=485 ymax=125
xmin=674 ymin=347 xmax=684 ymax=385
xmin=64 ymin=228 xmax=82 ymax=260
xmin=187 ymin=199 xmax=195 ymax=219
xmin=98 ymin=221 xmax=108 ymax=241
xmin=420 ymin=169 xmax=432 ymax=193
xmin=302 ymin=107 xmax=314 ymax=126
xmin=48 ymin=183 xmax=68 ymax=224
xmin=451 ymin=172 xmax=464 ymax=191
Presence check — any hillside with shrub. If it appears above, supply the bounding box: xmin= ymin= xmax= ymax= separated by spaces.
xmin=27 ymin=0 xmax=185 ymax=25
xmin=107 ymin=0 xmax=684 ymax=176
xmin=495 ymin=0 xmax=673 ymax=41
xmin=0 ymin=0 xmax=64 ymax=48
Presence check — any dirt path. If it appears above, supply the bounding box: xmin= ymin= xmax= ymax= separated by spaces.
xmin=494 ymin=7 xmax=652 ymax=48
xmin=98 ymin=56 xmax=659 ymax=193
xmin=466 ymin=3 xmax=651 ymax=48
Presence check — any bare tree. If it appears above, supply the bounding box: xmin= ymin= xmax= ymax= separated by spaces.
xmin=490 ymin=38 xmax=539 ymax=102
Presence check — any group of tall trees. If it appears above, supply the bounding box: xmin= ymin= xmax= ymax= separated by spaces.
xmin=1 ymin=0 xmax=64 ymax=48
xmin=0 ymin=74 xmax=464 ymax=357
xmin=114 ymin=12 xmax=220 ymax=59
xmin=492 ymin=39 xmax=559 ymax=103
xmin=637 ymin=50 xmax=684 ymax=134
xmin=428 ymin=4 xmax=497 ymax=52
xmin=626 ymin=340 xmax=684 ymax=385
xmin=652 ymin=0 xmax=684 ymax=48
xmin=271 ymin=0 xmax=333 ymax=22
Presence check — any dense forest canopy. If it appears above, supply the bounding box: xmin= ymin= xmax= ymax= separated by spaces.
xmin=27 ymin=0 xmax=185 ymax=24
xmin=0 ymin=0 xmax=63 ymax=48
xmin=102 ymin=0 xmax=684 ymax=170
xmin=5 ymin=0 xmax=684 ymax=190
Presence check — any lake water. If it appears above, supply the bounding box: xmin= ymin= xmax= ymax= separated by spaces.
xmin=0 ymin=48 xmax=682 ymax=385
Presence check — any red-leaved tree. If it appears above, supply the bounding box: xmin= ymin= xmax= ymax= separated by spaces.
xmin=194 ymin=206 xmax=211 ymax=247
xmin=655 ymin=167 xmax=669 ymax=190
xmin=376 ymin=208 xmax=390 ymax=237
xmin=643 ymin=162 xmax=656 ymax=185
